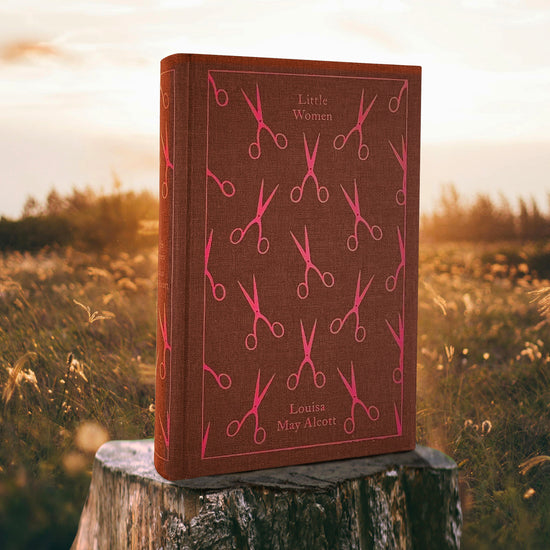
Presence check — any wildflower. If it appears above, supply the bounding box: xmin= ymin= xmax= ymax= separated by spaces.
xmin=481 ymin=420 xmax=492 ymax=435
xmin=67 ymin=353 xmax=88 ymax=383
xmin=523 ymin=488 xmax=535 ymax=499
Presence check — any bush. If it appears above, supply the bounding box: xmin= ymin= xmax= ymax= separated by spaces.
xmin=1 ymin=187 xmax=158 ymax=253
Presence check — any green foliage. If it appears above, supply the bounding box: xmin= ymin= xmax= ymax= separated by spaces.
xmin=0 ymin=215 xmax=73 ymax=251
xmin=422 ymin=184 xmax=550 ymax=242
xmin=2 ymin=186 xmax=158 ymax=253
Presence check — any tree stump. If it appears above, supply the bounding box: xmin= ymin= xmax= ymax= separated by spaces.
xmin=71 ymin=440 xmax=461 ymax=549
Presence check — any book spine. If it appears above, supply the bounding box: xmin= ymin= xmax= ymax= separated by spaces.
xmin=155 ymin=56 xmax=189 ymax=479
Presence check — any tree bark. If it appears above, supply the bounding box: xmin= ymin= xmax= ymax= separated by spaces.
xmin=72 ymin=440 xmax=461 ymax=549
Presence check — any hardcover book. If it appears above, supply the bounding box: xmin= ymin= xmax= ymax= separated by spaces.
xmin=156 ymin=53 xmax=421 ymax=480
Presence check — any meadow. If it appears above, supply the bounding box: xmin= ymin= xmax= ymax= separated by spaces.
xmin=0 ymin=246 xmax=157 ymax=549
xmin=0 ymin=237 xmax=549 ymax=548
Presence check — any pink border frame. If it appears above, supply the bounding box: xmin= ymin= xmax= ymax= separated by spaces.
xmin=155 ymin=68 xmax=176 ymax=463
xmin=203 ymin=69 xmax=408 ymax=460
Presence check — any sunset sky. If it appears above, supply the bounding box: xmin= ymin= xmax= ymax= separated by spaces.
xmin=1 ymin=0 xmax=549 ymax=217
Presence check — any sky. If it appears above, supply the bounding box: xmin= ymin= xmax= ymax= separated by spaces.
xmin=1 ymin=0 xmax=549 ymax=218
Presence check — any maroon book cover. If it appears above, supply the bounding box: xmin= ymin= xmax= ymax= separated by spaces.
xmin=156 ymin=53 xmax=421 ymax=480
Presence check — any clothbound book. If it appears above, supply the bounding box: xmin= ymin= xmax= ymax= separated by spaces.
xmin=155 ymin=53 xmax=421 ymax=480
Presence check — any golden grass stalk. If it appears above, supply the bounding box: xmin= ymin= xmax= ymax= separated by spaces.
xmin=2 ymin=352 xmax=39 ymax=406
xmin=529 ymin=287 xmax=550 ymax=317
xmin=73 ymin=299 xmax=115 ymax=323
xmin=519 ymin=455 xmax=550 ymax=475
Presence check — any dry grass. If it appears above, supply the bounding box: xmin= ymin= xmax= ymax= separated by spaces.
xmin=0 ymin=247 xmax=157 ymax=549
xmin=1 ymin=240 xmax=550 ymax=548
xmin=417 ymin=241 xmax=550 ymax=549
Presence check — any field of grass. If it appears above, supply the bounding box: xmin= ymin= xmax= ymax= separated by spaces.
xmin=0 ymin=247 xmax=157 ymax=549
xmin=0 ymin=241 xmax=549 ymax=548
xmin=417 ymin=241 xmax=550 ymax=549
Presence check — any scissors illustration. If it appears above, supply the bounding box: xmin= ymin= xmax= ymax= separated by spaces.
xmin=206 ymin=167 xmax=235 ymax=198
xmin=389 ymin=80 xmax=408 ymax=113
xmin=242 ymin=83 xmax=288 ymax=159
xmin=385 ymin=226 xmax=405 ymax=292
xmin=290 ymin=226 xmax=334 ymax=299
xmin=238 ymin=275 xmax=284 ymax=350
xmin=333 ymin=90 xmax=377 ymax=160
xmin=230 ymin=180 xmax=278 ymax=255
xmin=338 ymin=362 xmax=380 ymax=434
xmin=203 ymin=363 xmax=232 ymax=390
xmin=291 ymin=133 xmax=329 ymax=203
xmin=388 ymin=135 xmax=407 ymax=206
xmin=340 ymin=180 xmax=383 ymax=251
xmin=287 ymin=319 xmax=326 ymax=390
xmin=227 ymin=369 xmax=275 ymax=444
xmin=330 ymin=271 xmax=374 ymax=343
xmin=386 ymin=314 xmax=404 ymax=384
xmin=161 ymin=124 xmax=173 ymax=199
xmin=205 ymin=229 xmax=226 ymax=302
xmin=208 ymin=73 xmax=228 ymax=107
xmin=160 ymin=85 xmax=170 ymax=109
xmin=201 ymin=422 xmax=210 ymax=458
xmin=158 ymin=303 xmax=171 ymax=380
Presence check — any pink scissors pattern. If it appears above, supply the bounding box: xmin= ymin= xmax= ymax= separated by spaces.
xmin=238 ymin=275 xmax=284 ymax=350
xmin=226 ymin=369 xmax=275 ymax=444
xmin=201 ymin=422 xmax=210 ymax=458
xmin=385 ymin=314 xmax=404 ymax=384
xmin=389 ymin=80 xmax=407 ymax=113
xmin=290 ymin=226 xmax=334 ymax=299
xmin=206 ymin=167 xmax=235 ymax=198
xmin=388 ymin=135 xmax=407 ymax=206
xmin=203 ymin=363 xmax=232 ymax=390
xmin=291 ymin=133 xmax=329 ymax=203
xmin=333 ymin=90 xmax=377 ymax=160
xmin=385 ymin=226 xmax=405 ymax=292
xmin=330 ymin=271 xmax=374 ymax=343
xmin=161 ymin=124 xmax=174 ymax=200
xmin=337 ymin=362 xmax=380 ymax=434
xmin=340 ymin=179 xmax=383 ymax=251
xmin=158 ymin=303 xmax=171 ymax=380
xmin=208 ymin=73 xmax=228 ymax=107
xmin=160 ymin=85 xmax=169 ymax=110
xmin=287 ymin=319 xmax=326 ymax=390
xmin=242 ymin=83 xmax=288 ymax=159
xmin=205 ymin=229 xmax=226 ymax=302
xmin=158 ymin=303 xmax=171 ymax=448
xmin=230 ymin=180 xmax=278 ymax=255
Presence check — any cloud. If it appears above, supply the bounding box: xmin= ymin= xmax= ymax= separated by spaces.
xmin=1 ymin=40 xmax=63 ymax=63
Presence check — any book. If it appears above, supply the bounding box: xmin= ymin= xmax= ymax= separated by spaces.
xmin=156 ymin=53 xmax=421 ymax=480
